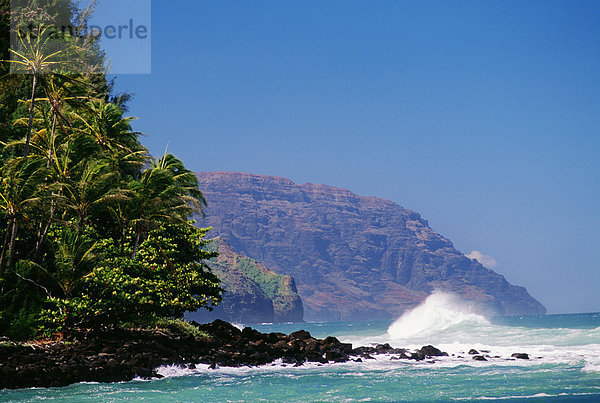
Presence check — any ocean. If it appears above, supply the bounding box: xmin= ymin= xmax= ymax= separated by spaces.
xmin=2 ymin=292 xmax=599 ymax=401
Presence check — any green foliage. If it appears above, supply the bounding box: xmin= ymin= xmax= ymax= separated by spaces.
xmin=121 ymin=317 xmax=209 ymax=339
xmin=0 ymin=306 xmax=38 ymax=340
xmin=153 ymin=317 xmax=208 ymax=339
xmin=0 ymin=269 xmax=45 ymax=340
xmin=34 ymin=222 xmax=222 ymax=334
xmin=230 ymin=254 xmax=299 ymax=317
xmin=235 ymin=256 xmax=290 ymax=301
xmin=0 ymin=0 xmax=223 ymax=339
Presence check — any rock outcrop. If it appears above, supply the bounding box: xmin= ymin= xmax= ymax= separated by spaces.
xmin=0 ymin=320 xmax=534 ymax=389
xmin=0 ymin=321 xmax=465 ymax=389
xmin=187 ymin=238 xmax=303 ymax=323
xmin=195 ymin=172 xmax=546 ymax=321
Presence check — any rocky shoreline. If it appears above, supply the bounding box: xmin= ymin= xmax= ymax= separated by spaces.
xmin=0 ymin=320 xmax=530 ymax=390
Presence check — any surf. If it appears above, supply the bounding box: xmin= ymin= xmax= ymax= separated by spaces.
xmin=387 ymin=290 xmax=490 ymax=340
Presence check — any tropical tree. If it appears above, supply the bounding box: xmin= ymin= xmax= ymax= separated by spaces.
xmin=39 ymin=223 xmax=222 ymax=331
xmin=6 ymin=26 xmax=71 ymax=157
xmin=0 ymin=156 xmax=45 ymax=271
xmin=127 ymin=153 xmax=206 ymax=259
xmin=0 ymin=0 xmax=223 ymax=340
xmin=71 ymin=99 xmax=147 ymax=178
xmin=66 ymin=161 xmax=115 ymax=227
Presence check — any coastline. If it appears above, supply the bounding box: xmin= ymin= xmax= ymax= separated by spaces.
xmin=0 ymin=319 xmax=526 ymax=390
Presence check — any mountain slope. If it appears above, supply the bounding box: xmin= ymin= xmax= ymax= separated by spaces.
xmin=187 ymin=237 xmax=303 ymax=323
xmin=195 ymin=172 xmax=546 ymax=321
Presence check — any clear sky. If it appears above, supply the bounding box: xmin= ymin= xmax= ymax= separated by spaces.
xmin=112 ymin=0 xmax=600 ymax=314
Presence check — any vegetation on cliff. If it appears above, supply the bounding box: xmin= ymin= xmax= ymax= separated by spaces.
xmin=0 ymin=1 xmax=222 ymax=340
xmin=235 ymin=255 xmax=303 ymax=321
xmin=188 ymin=237 xmax=303 ymax=323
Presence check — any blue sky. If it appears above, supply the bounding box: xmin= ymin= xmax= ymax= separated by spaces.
xmin=111 ymin=0 xmax=600 ymax=314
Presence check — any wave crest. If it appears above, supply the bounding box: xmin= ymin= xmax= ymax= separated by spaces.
xmin=387 ymin=290 xmax=489 ymax=339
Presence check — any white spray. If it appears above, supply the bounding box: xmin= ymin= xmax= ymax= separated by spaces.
xmin=387 ymin=290 xmax=489 ymax=340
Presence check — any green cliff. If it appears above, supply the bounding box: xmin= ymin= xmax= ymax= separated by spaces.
xmin=187 ymin=237 xmax=303 ymax=323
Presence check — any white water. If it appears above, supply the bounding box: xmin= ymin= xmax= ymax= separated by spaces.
xmin=387 ymin=290 xmax=489 ymax=339
xmin=150 ymin=294 xmax=600 ymax=383
xmin=7 ymin=308 xmax=599 ymax=402
xmin=323 ymin=291 xmax=600 ymax=373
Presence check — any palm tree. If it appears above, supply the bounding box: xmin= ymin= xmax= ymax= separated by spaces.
xmin=6 ymin=26 xmax=69 ymax=157
xmin=72 ymin=100 xmax=139 ymax=151
xmin=127 ymin=153 xmax=206 ymax=259
xmin=1 ymin=74 xmax=93 ymax=264
xmin=60 ymin=157 xmax=129 ymax=237
xmin=15 ymin=225 xmax=98 ymax=330
xmin=0 ymin=157 xmax=45 ymax=271
xmin=71 ymin=99 xmax=147 ymax=178
xmin=23 ymin=225 xmax=97 ymax=300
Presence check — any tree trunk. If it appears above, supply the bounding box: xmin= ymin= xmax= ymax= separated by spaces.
xmin=6 ymin=217 xmax=18 ymax=268
xmin=120 ymin=224 xmax=125 ymax=256
xmin=77 ymin=212 xmax=84 ymax=239
xmin=34 ymin=114 xmax=57 ymax=259
xmin=47 ymin=112 xmax=56 ymax=167
xmin=0 ymin=220 xmax=10 ymax=273
xmin=33 ymin=219 xmax=51 ymax=260
xmin=34 ymin=190 xmax=58 ymax=260
xmin=131 ymin=231 xmax=141 ymax=260
xmin=24 ymin=73 xmax=38 ymax=158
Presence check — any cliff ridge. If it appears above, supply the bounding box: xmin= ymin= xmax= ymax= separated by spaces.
xmin=195 ymin=172 xmax=546 ymax=321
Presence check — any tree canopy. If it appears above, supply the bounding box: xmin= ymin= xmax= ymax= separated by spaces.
xmin=0 ymin=0 xmax=222 ymax=339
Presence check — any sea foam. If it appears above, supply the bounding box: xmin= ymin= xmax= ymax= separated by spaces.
xmin=387 ymin=290 xmax=489 ymax=340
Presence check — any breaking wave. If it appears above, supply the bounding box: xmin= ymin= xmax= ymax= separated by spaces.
xmin=387 ymin=290 xmax=489 ymax=340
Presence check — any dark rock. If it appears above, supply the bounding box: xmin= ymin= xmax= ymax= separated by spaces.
xmin=289 ymin=330 xmax=312 ymax=341
xmin=198 ymin=319 xmax=242 ymax=340
xmin=136 ymin=368 xmax=155 ymax=379
xmin=352 ymin=346 xmax=376 ymax=356
xmin=375 ymin=343 xmax=395 ymax=353
xmin=273 ymin=340 xmax=289 ymax=350
xmin=282 ymin=355 xmax=298 ymax=364
xmin=419 ymin=345 xmax=448 ymax=357
xmin=338 ymin=343 xmax=353 ymax=354
xmin=325 ymin=351 xmax=349 ymax=363
xmin=0 ymin=319 xmax=508 ymax=389
xmin=396 ymin=350 xmax=410 ymax=359
xmin=322 ymin=336 xmax=341 ymax=345
xmin=241 ymin=327 xmax=262 ymax=341
xmin=468 ymin=349 xmax=479 ymax=355
xmin=472 ymin=355 xmax=487 ymax=361
xmin=410 ymin=351 xmax=426 ymax=361
xmin=304 ymin=339 xmax=320 ymax=352
xmin=304 ymin=351 xmax=327 ymax=364
xmin=511 ymin=353 xmax=529 ymax=360
xmin=266 ymin=332 xmax=287 ymax=343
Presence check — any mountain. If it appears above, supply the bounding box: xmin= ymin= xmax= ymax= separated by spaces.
xmin=187 ymin=237 xmax=303 ymax=323
xmin=195 ymin=172 xmax=546 ymax=321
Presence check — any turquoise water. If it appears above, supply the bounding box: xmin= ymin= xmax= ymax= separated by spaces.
xmin=2 ymin=293 xmax=600 ymax=401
